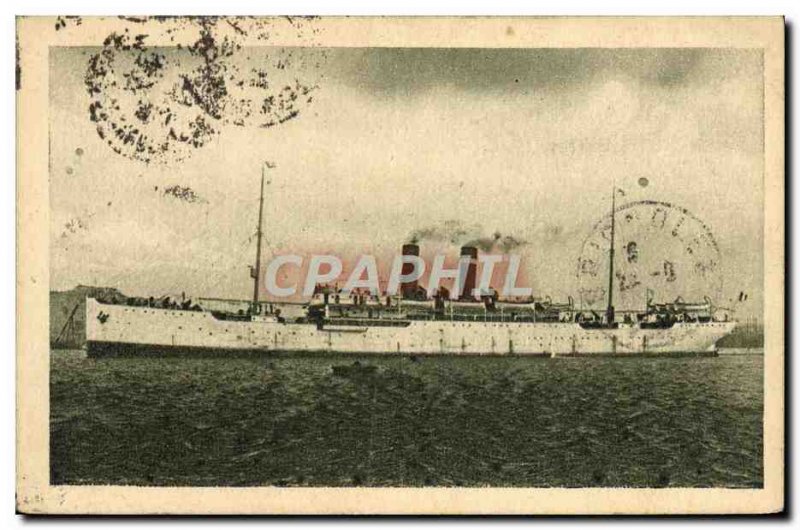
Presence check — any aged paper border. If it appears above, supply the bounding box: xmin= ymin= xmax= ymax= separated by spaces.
xmin=16 ymin=16 xmax=784 ymax=514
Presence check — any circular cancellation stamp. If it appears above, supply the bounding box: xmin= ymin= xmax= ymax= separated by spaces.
xmin=576 ymin=200 xmax=723 ymax=312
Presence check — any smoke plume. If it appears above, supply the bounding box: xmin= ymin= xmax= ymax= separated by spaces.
xmin=407 ymin=221 xmax=528 ymax=253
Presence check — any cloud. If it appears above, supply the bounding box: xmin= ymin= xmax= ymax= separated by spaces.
xmin=323 ymin=48 xmax=759 ymax=97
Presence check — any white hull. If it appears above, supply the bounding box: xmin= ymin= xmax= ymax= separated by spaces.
xmin=85 ymin=298 xmax=735 ymax=357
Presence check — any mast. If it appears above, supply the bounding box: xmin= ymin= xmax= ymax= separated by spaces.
xmin=606 ymin=185 xmax=616 ymax=325
xmin=252 ymin=164 xmax=267 ymax=309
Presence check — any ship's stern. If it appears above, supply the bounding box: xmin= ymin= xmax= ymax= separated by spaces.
xmin=705 ymin=321 xmax=737 ymax=354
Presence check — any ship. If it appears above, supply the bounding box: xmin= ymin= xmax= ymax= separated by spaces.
xmin=85 ymin=166 xmax=736 ymax=358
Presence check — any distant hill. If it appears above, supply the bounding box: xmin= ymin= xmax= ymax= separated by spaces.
xmin=716 ymin=318 xmax=764 ymax=348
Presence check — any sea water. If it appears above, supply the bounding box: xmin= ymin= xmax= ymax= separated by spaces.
xmin=50 ymin=349 xmax=763 ymax=487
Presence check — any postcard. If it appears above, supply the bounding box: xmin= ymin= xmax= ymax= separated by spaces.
xmin=16 ymin=16 xmax=784 ymax=514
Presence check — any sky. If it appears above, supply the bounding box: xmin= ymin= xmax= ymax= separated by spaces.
xmin=49 ymin=45 xmax=764 ymax=318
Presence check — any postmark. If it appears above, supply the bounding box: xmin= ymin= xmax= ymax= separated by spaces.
xmin=83 ymin=16 xmax=323 ymax=164
xmin=577 ymin=199 xmax=723 ymax=312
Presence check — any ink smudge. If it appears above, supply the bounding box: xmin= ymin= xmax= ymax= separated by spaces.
xmin=54 ymin=16 xmax=83 ymax=32
xmin=162 ymin=185 xmax=206 ymax=204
